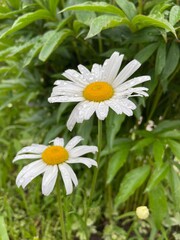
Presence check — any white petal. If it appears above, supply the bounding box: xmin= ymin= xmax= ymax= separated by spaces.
xmin=121 ymin=99 xmax=136 ymax=110
xmin=62 ymin=163 xmax=78 ymax=187
xmin=102 ymin=52 xmax=124 ymax=82
xmin=66 ymin=101 xmax=96 ymax=131
xmin=17 ymin=145 xmax=46 ymax=155
xmin=42 ymin=165 xmax=58 ymax=196
xmin=59 ymin=164 xmax=73 ymax=195
xmin=106 ymin=99 xmax=123 ymax=114
xmin=13 ymin=154 xmax=41 ymax=162
xmin=48 ymin=95 xmax=84 ymax=103
xmin=69 ymin=146 xmax=98 ymax=158
xmin=16 ymin=160 xmax=47 ymax=188
xmin=118 ymin=76 xmax=151 ymax=91
xmin=67 ymin=157 xmax=97 ymax=168
xmin=78 ymin=64 xmax=92 ymax=81
xmin=121 ymin=105 xmax=133 ymax=116
xmin=95 ymin=102 xmax=109 ymax=120
xmin=115 ymin=87 xmax=149 ymax=98
xmin=51 ymin=137 xmax=64 ymax=146
xmin=65 ymin=136 xmax=83 ymax=151
xmin=91 ymin=64 xmax=102 ymax=81
xmin=54 ymin=80 xmax=73 ymax=86
xmin=112 ymin=59 xmax=141 ymax=87
xmin=62 ymin=69 xmax=87 ymax=86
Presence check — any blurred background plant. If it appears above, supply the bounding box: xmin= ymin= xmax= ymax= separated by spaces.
xmin=0 ymin=0 xmax=180 ymax=239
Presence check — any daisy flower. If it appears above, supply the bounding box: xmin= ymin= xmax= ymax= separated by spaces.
xmin=48 ymin=52 xmax=151 ymax=131
xmin=13 ymin=136 xmax=98 ymax=196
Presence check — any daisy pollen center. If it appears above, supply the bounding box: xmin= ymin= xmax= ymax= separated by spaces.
xmin=42 ymin=146 xmax=69 ymax=165
xmin=83 ymin=81 xmax=114 ymax=102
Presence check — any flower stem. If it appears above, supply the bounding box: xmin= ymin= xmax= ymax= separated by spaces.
xmin=56 ymin=177 xmax=67 ymax=240
xmin=85 ymin=119 xmax=102 ymax=220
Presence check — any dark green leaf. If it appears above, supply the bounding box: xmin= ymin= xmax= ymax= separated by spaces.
xmin=135 ymin=42 xmax=158 ymax=64
xmin=154 ymin=120 xmax=180 ymax=133
xmin=39 ymin=29 xmax=72 ymax=62
xmin=145 ymin=163 xmax=170 ymax=192
xmin=106 ymin=112 xmax=125 ymax=150
xmin=158 ymin=129 xmax=180 ymax=140
xmin=106 ymin=141 xmax=131 ymax=184
xmin=169 ymin=166 xmax=180 ymax=211
xmin=167 ymin=139 xmax=180 ymax=159
xmin=115 ymin=165 xmax=150 ymax=207
xmin=115 ymin=0 xmax=137 ymax=20
xmin=161 ymin=42 xmax=180 ymax=83
xmin=86 ymin=15 xmax=129 ymax=39
xmin=149 ymin=185 xmax=168 ymax=229
xmin=153 ymin=139 xmax=164 ymax=167
xmin=62 ymin=2 xmax=126 ymax=17
xmin=155 ymin=41 xmax=166 ymax=76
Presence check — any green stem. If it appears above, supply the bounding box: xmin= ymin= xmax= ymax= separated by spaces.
xmin=85 ymin=119 xmax=102 ymax=220
xmin=138 ymin=0 xmax=143 ymax=14
xmin=56 ymin=178 xmax=67 ymax=240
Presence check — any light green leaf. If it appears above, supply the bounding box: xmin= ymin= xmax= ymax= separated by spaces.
xmin=132 ymin=15 xmax=177 ymax=38
xmin=145 ymin=163 xmax=170 ymax=192
xmin=0 ymin=216 xmax=9 ymax=240
xmin=0 ymin=10 xmax=54 ymax=38
xmin=155 ymin=41 xmax=166 ymax=76
xmin=167 ymin=139 xmax=180 ymax=159
xmin=39 ymin=29 xmax=72 ymax=62
xmin=169 ymin=166 xmax=180 ymax=211
xmin=62 ymin=2 xmax=126 ymax=17
xmin=131 ymin=138 xmax=154 ymax=151
xmin=106 ymin=112 xmax=125 ymax=150
xmin=153 ymin=139 xmax=164 ymax=167
xmin=135 ymin=42 xmax=158 ymax=64
xmin=23 ymin=40 xmax=42 ymax=67
xmin=161 ymin=42 xmax=180 ymax=83
xmin=115 ymin=165 xmax=150 ymax=207
xmin=106 ymin=141 xmax=131 ymax=184
xmin=115 ymin=0 xmax=137 ymax=20
xmin=86 ymin=15 xmax=129 ymax=39
xmin=169 ymin=5 xmax=180 ymax=26
xmin=149 ymin=185 xmax=168 ymax=229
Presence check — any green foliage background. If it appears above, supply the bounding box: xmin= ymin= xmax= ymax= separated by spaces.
xmin=0 ymin=0 xmax=180 ymax=239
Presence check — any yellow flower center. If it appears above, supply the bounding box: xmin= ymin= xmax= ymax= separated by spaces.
xmin=42 ymin=146 xmax=69 ymax=165
xmin=83 ymin=81 xmax=114 ymax=102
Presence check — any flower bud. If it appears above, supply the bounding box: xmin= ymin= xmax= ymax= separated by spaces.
xmin=136 ymin=206 xmax=149 ymax=219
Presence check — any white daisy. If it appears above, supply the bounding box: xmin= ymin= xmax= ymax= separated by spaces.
xmin=13 ymin=136 xmax=98 ymax=196
xmin=48 ymin=52 xmax=151 ymax=131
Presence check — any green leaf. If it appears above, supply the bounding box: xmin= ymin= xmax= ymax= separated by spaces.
xmin=167 ymin=139 xmax=180 ymax=159
xmin=106 ymin=141 xmax=131 ymax=184
xmin=0 ymin=10 xmax=54 ymax=38
xmin=155 ymin=41 xmax=166 ymax=76
xmin=44 ymin=125 xmax=64 ymax=144
xmin=145 ymin=163 xmax=170 ymax=192
xmin=0 ymin=216 xmax=9 ymax=240
xmin=169 ymin=166 xmax=180 ymax=211
xmin=153 ymin=139 xmax=164 ymax=167
xmin=62 ymin=2 xmax=126 ymax=17
xmin=132 ymin=15 xmax=177 ymax=38
xmin=86 ymin=15 xmax=129 ymax=39
xmin=149 ymin=185 xmax=168 ymax=229
xmin=23 ymin=40 xmax=42 ymax=67
xmin=154 ymin=120 xmax=180 ymax=133
xmin=131 ymin=138 xmax=154 ymax=151
xmin=158 ymin=129 xmax=180 ymax=140
xmin=161 ymin=42 xmax=180 ymax=83
xmin=106 ymin=111 xmax=125 ymax=150
xmin=115 ymin=0 xmax=137 ymax=20
xmin=115 ymin=165 xmax=150 ymax=208
xmin=39 ymin=29 xmax=72 ymax=62
xmin=169 ymin=5 xmax=180 ymax=26
xmin=135 ymin=42 xmax=158 ymax=64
